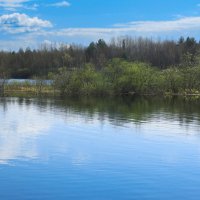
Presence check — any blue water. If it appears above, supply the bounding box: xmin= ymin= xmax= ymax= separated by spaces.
xmin=0 ymin=97 xmax=200 ymax=199
xmin=7 ymin=79 xmax=53 ymax=85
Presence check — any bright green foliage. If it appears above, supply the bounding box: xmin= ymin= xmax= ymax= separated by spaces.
xmin=162 ymin=68 xmax=183 ymax=93
xmin=51 ymin=59 xmax=200 ymax=96
xmin=181 ymin=66 xmax=200 ymax=92
xmin=103 ymin=59 xmax=158 ymax=94
xmin=53 ymin=64 xmax=108 ymax=96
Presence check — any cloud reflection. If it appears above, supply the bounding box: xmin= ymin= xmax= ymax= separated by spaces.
xmin=0 ymin=99 xmax=51 ymax=164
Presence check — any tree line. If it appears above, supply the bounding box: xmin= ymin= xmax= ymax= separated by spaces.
xmin=0 ymin=36 xmax=200 ymax=79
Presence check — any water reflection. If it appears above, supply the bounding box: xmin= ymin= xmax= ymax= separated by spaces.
xmin=47 ymin=96 xmax=200 ymax=127
xmin=0 ymin=96 xmax=200 ymax=165
xmin=1 ymin=97 xmax=200 ymax=199
xmin=0 ymin=98 xmax=52 ymax=164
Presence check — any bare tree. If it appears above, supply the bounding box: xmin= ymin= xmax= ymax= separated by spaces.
xmin=0 ymin=71 xmax=7 ymax=95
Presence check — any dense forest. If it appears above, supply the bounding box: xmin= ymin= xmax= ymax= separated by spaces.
xmin=1 ymin=36 xmax=200 ymax=96
xmin=0 ymin=36 xmax=200 ymax=78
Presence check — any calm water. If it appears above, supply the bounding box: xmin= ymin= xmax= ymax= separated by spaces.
xmin=7 ymin=79 xmax=53 ymax=85
xmin=0 ymin=96 xmax=200 ymax=200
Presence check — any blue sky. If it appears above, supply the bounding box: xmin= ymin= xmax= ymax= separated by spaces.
xmin=1 ymin=0 xmax=200 ymax=50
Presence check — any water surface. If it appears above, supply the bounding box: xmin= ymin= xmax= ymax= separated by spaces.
xmin=0 ymin=96 xmax=200 ymax=200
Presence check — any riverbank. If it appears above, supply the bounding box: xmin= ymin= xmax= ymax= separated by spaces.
xmin=3 ymin=85 xmax=200 ymax=100
xmin=2 ymin=58 xmax=200 ymax=98
xmin=3 ymin=82 xmax=57 ymax=97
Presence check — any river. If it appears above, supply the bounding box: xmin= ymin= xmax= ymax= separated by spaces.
xmin=0 ymin=96 xmax=200 ymax=199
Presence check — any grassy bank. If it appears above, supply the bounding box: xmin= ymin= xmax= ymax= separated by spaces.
xmin=4 ymin=81 xmax=56 ymax=97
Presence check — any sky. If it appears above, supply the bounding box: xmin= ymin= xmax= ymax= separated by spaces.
xmin=1 ymin=0 xmax=200 ymax=50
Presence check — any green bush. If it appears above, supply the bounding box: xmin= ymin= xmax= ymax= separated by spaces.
xmin=51 ymin=59 xmax=200 ymax=96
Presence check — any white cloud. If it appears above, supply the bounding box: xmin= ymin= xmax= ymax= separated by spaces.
xmin=33 ymin=16 xmax=200 ymax=39
xmin=0 ymin=33 xmax=40 ymax=50
xmin=48 ymin=1 xmax=70 ymax=7
xmin=0 ymin=0 xmax=30 ymax=10
xmin=0 ymin=13 xmax=52 ymax=33
xmin=24 ymin=3 xmax=38 ymax=10
xmin=0 ymin=0 xmax=71 ymax=10
xmin=113 ymin=17 xmax=200 ymax=32
xmin=1 ymin=16 xmax=200 ymax=50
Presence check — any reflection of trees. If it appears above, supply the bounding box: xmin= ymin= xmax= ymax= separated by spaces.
xmin=1 ymin=96 xmax=199 ymax=127
xmin=51 ymin=96 xmax=200 ymax=126
xmin=52 ymin=96 xmax=200 ymax=128
xmin=0 ymin=96 xmax=199 ymax=165
xmin=0 ymin=96 xmax=198 ymax=127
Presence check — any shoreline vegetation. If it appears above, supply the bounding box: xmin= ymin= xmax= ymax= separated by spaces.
xmin=1 ymin=37 xmax=200 ymax=98
xmin=2 ymin=58 xmax=200 ymax=99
